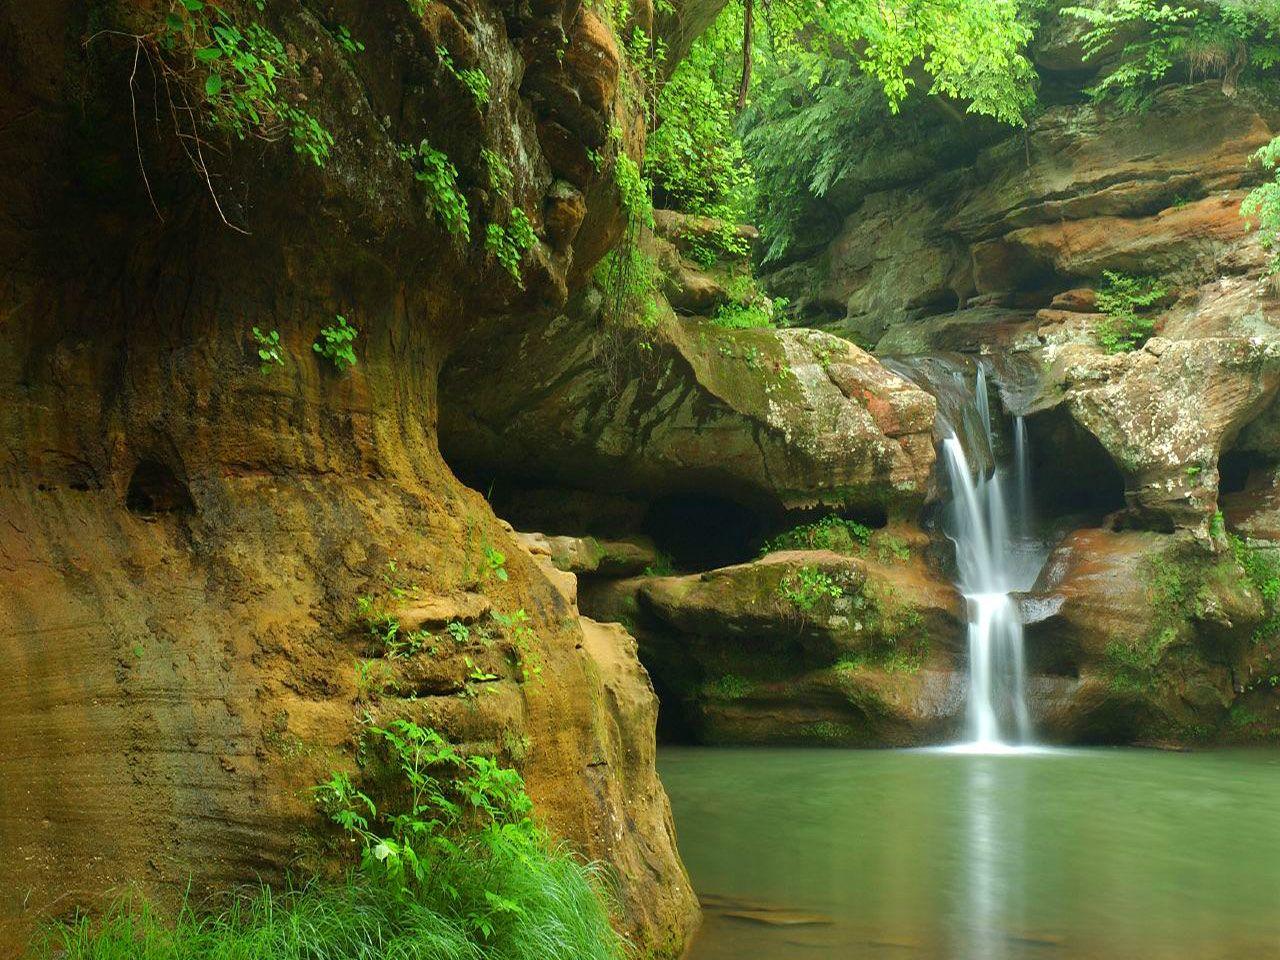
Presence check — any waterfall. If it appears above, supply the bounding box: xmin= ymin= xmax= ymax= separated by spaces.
xmin=937 ymin=366 xmax=1039 ymax=749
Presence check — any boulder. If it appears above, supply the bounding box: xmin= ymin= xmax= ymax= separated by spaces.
xmin=1024 ymin=528 xmax=1274 ymax=742
xmin=517 ymin=531 xmax=658 ymax=577
xmin=587 ymin=544 xmax=967 ymax=746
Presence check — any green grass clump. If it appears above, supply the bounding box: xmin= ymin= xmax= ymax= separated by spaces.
xmin=705 ymin=674 xmax=755 ymax=701
xmin=37 ymin=721 xmax=624 ymax=960
xmin=38 ymin=851 xmax=620 ymax=960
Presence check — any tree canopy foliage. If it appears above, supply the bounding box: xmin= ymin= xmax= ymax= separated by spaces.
xmin=642 ymin=0 xmax=1280 ymax=265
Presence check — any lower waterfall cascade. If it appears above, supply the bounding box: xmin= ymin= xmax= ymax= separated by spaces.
xmin=886 ymin=358 xmax=1051 ymax=751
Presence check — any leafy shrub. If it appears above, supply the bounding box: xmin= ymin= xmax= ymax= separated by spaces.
xmin=1095 ymin=270 xmax=1167 ymax=353
xmin=761 ymin=516 xmax=872 ymax=556
xmin=314 ymin=315 xmax=358 ymax=371
xmin=400 ymin=139 xmax=471 ymax=242
xmin=1064 ymin=0 xmax=1280 ymax=111
xmin=250 ymin=326 xmax=283 ymax=374
xmin=646 ymin=14 xmax=754 ymax=235
xmin=711 ymin=300 xmax=777 ymax=330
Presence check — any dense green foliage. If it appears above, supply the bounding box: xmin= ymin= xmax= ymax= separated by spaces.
xmin=1094 ymin=271 xmax=1168 ymax=352
xmin=1065 ymin=0 xmax=1280 ymax=110
xmin=36 ymin=723 xmax=623 ymax=960
xmin=645 ymin=0 xmax=1039 ymax=262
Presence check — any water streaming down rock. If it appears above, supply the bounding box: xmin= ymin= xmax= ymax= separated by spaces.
xmin=883 ymin=356 xmax=1048 ymax=747
xmin=938 ymin=366 xmax=1040 ymax=747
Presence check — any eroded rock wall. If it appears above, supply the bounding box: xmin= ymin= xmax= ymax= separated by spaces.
xmin=0 ymin=0 xmax=712 ymax=951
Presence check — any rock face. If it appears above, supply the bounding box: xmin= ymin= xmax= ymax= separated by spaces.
xmin=768 ymin=78 xmax=1280 ymax=537
xmin=0 ymin=0 xmax=713 ymax=952
xmin=1023 ymin=528 xmax=1275 ymax=743
xmin=1039 ymin=338 xmax=1280 ymax=533
xmin=440 ymin=307 xmax=938 ymax=518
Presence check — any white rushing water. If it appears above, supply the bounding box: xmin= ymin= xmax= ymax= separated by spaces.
xmin=939 ymin=366 xmax=1041 ymax=751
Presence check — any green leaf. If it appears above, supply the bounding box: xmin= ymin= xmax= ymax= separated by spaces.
xmin=196 ymin=46 xmax=223 ymax=62
xmin=205 ymin=73 xmax=223 ymax=96
xmin=180 ymin=0 xmax=205 ymax=10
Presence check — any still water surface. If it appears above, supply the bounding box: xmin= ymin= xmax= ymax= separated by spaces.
xmin=660 ymin=746 xmax=1280 ymax=960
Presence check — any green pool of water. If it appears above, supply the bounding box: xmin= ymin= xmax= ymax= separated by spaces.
xmin=659 ymin=746 xmax=1280 ymax=960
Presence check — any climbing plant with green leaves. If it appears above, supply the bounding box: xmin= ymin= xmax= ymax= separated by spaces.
xmin=399 ymin=139 xmax=472 ymax=243
xmin=158 ymin=0 xmax=334 ymax=167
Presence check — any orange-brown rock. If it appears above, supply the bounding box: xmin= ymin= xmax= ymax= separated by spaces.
xmin=0 ymin=0 xmax=717 ymax=953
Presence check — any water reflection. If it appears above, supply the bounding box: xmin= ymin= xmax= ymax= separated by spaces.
xmin=664 ymin=747 xmax=1280 ymax=960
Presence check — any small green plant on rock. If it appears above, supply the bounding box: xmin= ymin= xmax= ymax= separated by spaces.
xmin=778 ymin=566 xmax=845 ymax=613
xmin=399 ymin=139 xmax=471 ymax=243
xmin=493 ymin=608 xmax=542 ymax=683
xmin=1095 ymin=270 xmax=1167 ymax=353
xmin=485 ymin=208 xmax=537 ymax=286
xmin=874 ymin=533 xmax=911 ymax=564
xmin=482 ymin=544 xmax=509 ymax=582
xmin=643 ymin=551 xmax=676 ymax=576
xmin=250 ymin=326 xmax=284 ymax=374
xmin=482 ymin=148 xmax=514 ymax=196
xmin=314 ymin=315 xmax=358 ymax=371
xmin=354 ymin=657 xmax=394 ymax=702
xmin=334 ymin=24 xmax=364 ymax=54
xmin=761 ymin=516 xmax=871 ymax=556
xmin=437 ymin=45 xmax=490 ymax=109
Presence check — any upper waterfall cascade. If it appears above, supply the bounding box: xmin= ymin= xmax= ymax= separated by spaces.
xmin=885 ymin=357 xmax=1052 ymax=750
xmin=940 ymin=365 xmax=1047 ymax=749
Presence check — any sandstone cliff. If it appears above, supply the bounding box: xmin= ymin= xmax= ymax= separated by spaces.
xmin=0 ymin=0 xmax=724 ymax=951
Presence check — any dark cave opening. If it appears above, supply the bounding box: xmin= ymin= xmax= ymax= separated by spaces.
xmin=1218 ymin=448 xmax=1274 ymax=495
xmin=641 ymin=493 xmax=764 ymax=571
xmin=125 ymin=460 xmax=194 ymax=516
xmin=1024 ymin=410 xmax=1127 ymax=520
